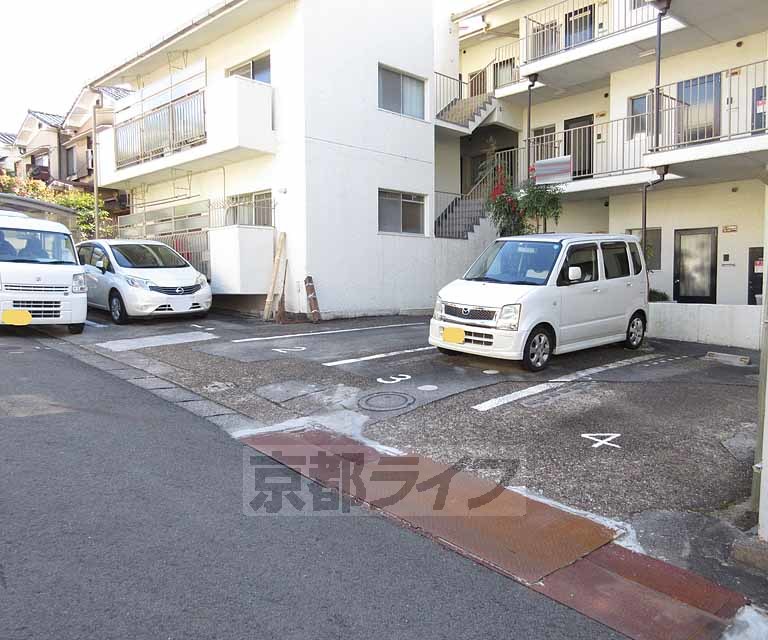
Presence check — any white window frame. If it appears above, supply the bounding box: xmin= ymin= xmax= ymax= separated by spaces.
xmin=226 ymin=52 xmax=271 ymax=84
xmin=378 ymin=189 xmax=426 ymax=235
xmin=378 ymin=65 xmax=426 ymax=121
xmin=628 ymin=94 xmax=650 ymax=138
xmin=627 ymin=227 xmax=662 ymax=271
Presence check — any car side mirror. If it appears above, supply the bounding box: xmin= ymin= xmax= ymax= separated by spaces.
xmin=95 ymin=260 xmax=106 ymax=274
xmin=568 ymin=266 xmax=583 ymax=283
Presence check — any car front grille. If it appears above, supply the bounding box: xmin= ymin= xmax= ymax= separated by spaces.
xmin=5 ymin=283 xmax=70 ymax=293
xmin=444 ymin=304 xmax=497 ymax=322
xmin=464 ymin=331 xmax=494 ymax=346
xmin=149 ymin=284 xmax=202 ymax=296
xmin=13 ymin=300 xmax=62 ymax=319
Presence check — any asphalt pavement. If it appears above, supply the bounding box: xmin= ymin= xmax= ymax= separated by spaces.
xmin=0 ymin=329 xmax=623 ymax=640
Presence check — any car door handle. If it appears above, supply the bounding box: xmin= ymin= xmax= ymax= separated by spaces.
xmin=626 ymin=282 xmax=633 ymax=287
xmin=592 ymin=287 xmax=600 ymax=293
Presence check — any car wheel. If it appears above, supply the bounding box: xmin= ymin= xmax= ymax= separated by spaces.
xmin=68 ymin=323 xmax=85 ymax=335
xmin=625 ymin=313 xmax=645 ymax=350
xmin=523 ymin=326 xmax=553 ymax=372
xmin=109 ymin=291 xmax=129 ymax=325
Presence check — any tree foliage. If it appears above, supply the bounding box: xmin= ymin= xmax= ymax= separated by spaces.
xmin=486 ymin=165 xmax=563 ymax=237
xmin=0 ymin=175 xmax=113 ymax=239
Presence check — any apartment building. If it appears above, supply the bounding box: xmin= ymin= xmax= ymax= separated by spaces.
xmin=89 ymin=0 xmax=498 ymax=317
xmin=444 ymin=0 xmax=768 ymax=306
xmin=0 ymin=132 xmax=19 ymax=175
xmin=87 ymin=0 xmax=768 ymax=318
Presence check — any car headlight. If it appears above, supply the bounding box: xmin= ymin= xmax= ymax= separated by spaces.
xmin=195 ymin=273 xmax=208 ymax=287
xmin=124 ymin=276 xmax=152 ymax=290
xmin=72 ymin=273 xmax=87 ymax=294
xmin=433 ymin=296 xmax=443 ymax=321
xmin=496 ymin=304 xmax=521 ymax=331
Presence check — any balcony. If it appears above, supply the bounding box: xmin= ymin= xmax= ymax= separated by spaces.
xmin=98 ymin=74 xmax=276 ymax=189
xmin=645 ymin=59 xmax=768 ymax=181
xmin=117 ymin=194 xmax=275 ymax=294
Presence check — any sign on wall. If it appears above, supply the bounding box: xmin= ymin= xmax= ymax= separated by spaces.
xmin=535 ymin=155 xmax=573 ymax=185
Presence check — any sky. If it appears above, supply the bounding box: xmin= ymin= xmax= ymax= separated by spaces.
xmin=1 ymin=0 xmax=219 ymax=136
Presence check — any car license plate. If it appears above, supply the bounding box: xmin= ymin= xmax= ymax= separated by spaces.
xmin=1 ymin=309 xmax=32 ymax=326
xmin=443 ymin=327 xmax=465 ymax=344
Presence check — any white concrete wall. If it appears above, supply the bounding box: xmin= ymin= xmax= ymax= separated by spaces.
xmin=648 ymin=303 xmax=762 ymax=350
xmin=610 ymin=180 xmax=765 ymax=305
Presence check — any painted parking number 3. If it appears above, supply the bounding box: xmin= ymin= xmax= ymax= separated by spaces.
xmin=272 ymin=347 xmax=307 ymax=354
xmin=377 ymin=374 xmax=412 ymax=385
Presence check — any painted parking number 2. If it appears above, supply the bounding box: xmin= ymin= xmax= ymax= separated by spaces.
xmin=377 ymin=374 xmax=412 ymax=385
xmin=272 ymin=347 xmax=307 ymax=354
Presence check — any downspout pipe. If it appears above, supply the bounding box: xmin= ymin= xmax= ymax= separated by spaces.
xmin=526 ymin=73 xmax=539 ymax=172
xmin=652 ymin=0 xmax=671 ymax=152
xmin=641 ymin=166 xmax=668 ymax=264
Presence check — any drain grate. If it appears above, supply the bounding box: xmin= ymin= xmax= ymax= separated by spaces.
xmin=358 ymin=392 xmax=415 ymax=412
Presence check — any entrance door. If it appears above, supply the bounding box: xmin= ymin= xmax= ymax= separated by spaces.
xmin=673 ymin=228 xmax=718 ymax=304
xmin=565 ymin=5 xmax=594 ymax=49
xmin=564 ymin=115 xmax=594 ymax=179
xmin=748 ymin=247 xmax=764 ymax=305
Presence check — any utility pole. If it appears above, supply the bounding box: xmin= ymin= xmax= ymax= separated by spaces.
xmin=526 ymin=73 xmax=539 ymax=171
xmin=755 ymin=189 xmax=768 ymax=536
xmin=91 ymin=92 xmax=101 ymax=240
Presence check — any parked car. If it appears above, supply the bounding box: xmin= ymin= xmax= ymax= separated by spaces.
xmin=0 ymin=210 xmax=87 ymax=334
xmin=430 ymin=234 xmax=649 ymax=371
xmin=76 ymin=239 xmax=212 ymax=324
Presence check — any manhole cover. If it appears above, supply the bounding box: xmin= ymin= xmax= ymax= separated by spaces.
xmin=358 ymin=392 xmax=415 ymax=412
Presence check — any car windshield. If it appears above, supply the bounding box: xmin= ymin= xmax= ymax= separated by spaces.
xmin=111 ymin=244 xmax=189 ymax=269
xmin=464 ymin=240 xmax=562 ymax=286
xmin=0 ymin=227 xmax=77 ymax=265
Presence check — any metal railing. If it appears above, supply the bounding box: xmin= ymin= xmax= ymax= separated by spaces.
xmin=209 ymin=193 xmax=274 ymax=227
xmin=115 ymin=91 xmax=207 ymax=169
xmin=494 ymin=42 xmax=522 ymax=88
xmin=654 ymin=58 xmax=768 ymax=151
xmin=434 ymin=160 xmax=501 ymax=238
xmin=434 ymin=61 xmax=496 ymax=127
xmin=148 ymin=230 xmax=210 ymax=278
xmin=524 ymin=0 xmax=657 ymax=62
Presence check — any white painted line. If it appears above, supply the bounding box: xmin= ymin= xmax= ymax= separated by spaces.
xmin=473 ymin=382 xmax=564 ymax=412
xmin=95 ymin=331 xmax=219 ymax=353
xmin=473 ymin=353 xmax=659 ymax=412
xmin=232 ymin=322 xmax=425 ymax=344
xmin=322 ymin=346 xmax=435 ymax=367
xmin=85 ymin=320 xmax=108 ymax=328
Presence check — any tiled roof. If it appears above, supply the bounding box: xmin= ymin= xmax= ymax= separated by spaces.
xmin=100 ymin=86 xmax=133 ymax=101
xmin=28 ymin=111 xmax=65 ymax=128
xmin=0 ymin=132 xmax=15 ymax=145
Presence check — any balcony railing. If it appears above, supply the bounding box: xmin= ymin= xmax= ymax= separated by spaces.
xmin=114 ymin=91 xmax=207 ymax=169
xmin=524 ymin=0 xmax=657 ymax=62
xmin=148 ymin=230 xmax=210 ymax=278
xmin=654 ymin=58 xmax=768 ymax=151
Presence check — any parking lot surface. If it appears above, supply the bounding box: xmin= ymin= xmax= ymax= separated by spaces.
xmin=16 ymin=309 xmax=768 ymax=605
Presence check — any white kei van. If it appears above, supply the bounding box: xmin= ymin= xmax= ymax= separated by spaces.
xmin=430 ymin=234 xmax=649 ymax=371
xmin=0 ymin=211 xmax=88 ymax=334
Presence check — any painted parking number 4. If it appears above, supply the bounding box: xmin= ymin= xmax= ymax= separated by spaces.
xmin=581 ymin=433 xmax=622 ymax=449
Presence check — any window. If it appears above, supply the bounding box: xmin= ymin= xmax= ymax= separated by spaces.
xmin=465 ymin=240 xmax=561 ymax=286
xmin=629 ymin=242 xmax=644 ymax=275
xmin=558 ymin=244 xmax=598 ymax=285
xmin=65 ymin=147 xmax=76 ymax=176
xmin=677 ymin=73 xmax=721 ymax=143
xmin=378 ymin=190 xmax=425 ymax=234
xmin=90 ymin=245 xmax=112 ymax=272
xmin=0 ymin=227 xmax=77 ymax=265
xmin=227 ymin=54 xmax=271 ymax=84
xmin=631 ymin=0 xmax=647 ymax=9
xmin=629 ymin=95 xmax=649 ymax=137
xmin=627 ymin=227 xmax=661 ymax=270
xmin=77 ymin=244 xmax=93 ymax=266
xmin=378 ymin=66 xmax=425 ymax=120
xmin=112 ymin=243 xmax=188 ymax=269
xmin=602 ymin=242 xmax=631 ymax=279
xmin=532 ymin=124 xmax=557 ymax=161
xmin=225 ymin=191 xmax=273 ymax=226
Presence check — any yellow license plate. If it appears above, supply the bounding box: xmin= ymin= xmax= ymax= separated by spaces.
xmin=2 ymin=309 xmax=33 ymax=326
xmin=443 ymin=327 xmax=466 ymax=344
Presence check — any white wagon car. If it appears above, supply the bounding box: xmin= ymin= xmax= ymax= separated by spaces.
xmin=430 ymin=234 xmax=649 ymax=371
xmin=76 ymin=239 xmax=212 ymax=324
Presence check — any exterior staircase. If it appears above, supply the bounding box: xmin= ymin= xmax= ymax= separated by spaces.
xmin=434 ymin=167 xmax=499 ymax=239
xmin=436 ymin=93 xmax=496 ymax=131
